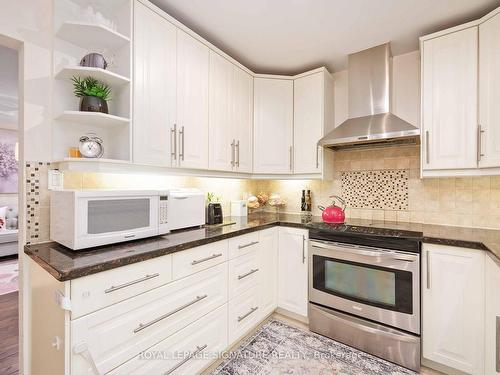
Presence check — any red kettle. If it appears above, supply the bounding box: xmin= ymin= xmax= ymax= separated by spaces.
xmin=318 ymin=195 xmax=346 ymax=224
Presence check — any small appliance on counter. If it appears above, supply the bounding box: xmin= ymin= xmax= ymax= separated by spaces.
xmin=230 ymin=200 xmax=248 ymax=217
xmin=206 ymin=202 xmax=223 ymax=225
xmin=50 ymin=188 xmax=205 ymax=250
xmin=318 ymin=195 xmax=346 ymax=224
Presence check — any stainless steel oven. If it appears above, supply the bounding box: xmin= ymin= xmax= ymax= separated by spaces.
xmin=308 ymin=239 xmax=421 ymax=371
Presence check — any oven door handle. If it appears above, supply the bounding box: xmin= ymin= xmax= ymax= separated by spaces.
xmin=311 ymin=241 xmax=416 ymax=262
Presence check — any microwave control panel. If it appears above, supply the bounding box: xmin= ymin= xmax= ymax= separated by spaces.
xmin=159 ymin=195 xmax=168 ymax=225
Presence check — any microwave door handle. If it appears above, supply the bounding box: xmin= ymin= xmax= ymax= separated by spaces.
xmin=172 ymin=195 xmax=189 ymax=200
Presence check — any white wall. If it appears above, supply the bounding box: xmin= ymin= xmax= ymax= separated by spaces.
xmin=332 ymin=50 xmax=421 ymax=128
xmin=0 ymin=2 xmax=53 ymax=375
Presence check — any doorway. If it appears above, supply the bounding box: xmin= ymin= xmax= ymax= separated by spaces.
xmin=0 ymin=43 xmax=20 ymax=375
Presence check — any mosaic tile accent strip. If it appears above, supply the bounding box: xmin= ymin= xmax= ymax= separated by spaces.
xmin=25 ymin=161 xmax=50 ymax=245
xmin=211 ymin=319 xmax=416 ymax=375
xmin=341 ymin=170 xmax=409 ymax=210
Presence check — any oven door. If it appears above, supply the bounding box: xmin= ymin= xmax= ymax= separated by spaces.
xmin=309 ymin=240 xmax=420 ymax=334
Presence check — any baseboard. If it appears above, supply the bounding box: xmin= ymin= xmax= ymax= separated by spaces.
xmin=275 ymin=307 xmax=308 ymax=324
xmin=421 ymin=357 xmax=470 ymax=375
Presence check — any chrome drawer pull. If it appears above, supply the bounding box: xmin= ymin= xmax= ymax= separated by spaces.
xmin=105 ymin=273 xmax=160 ymax=294
xmin=238 ymin=306 xmax=258 ymax=322
xmin=191 ymin=253 xmax=223 ymax=265
xmin=164 ymin=344 xmax=208 ymax=375
xmin=134 ymin=295 xmax=208 ymax=334
xmin=237 ymin=268 xmax=259 ymax=280
xmin=238 ymin=241 xmax=259 ymax=250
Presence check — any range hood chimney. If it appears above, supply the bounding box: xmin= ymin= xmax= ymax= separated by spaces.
xmin=318 ymin=43 xmax=420 ymax=149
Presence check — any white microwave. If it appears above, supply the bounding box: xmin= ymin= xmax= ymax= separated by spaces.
xmin=50 ymin=189 xmax=204 ymax=250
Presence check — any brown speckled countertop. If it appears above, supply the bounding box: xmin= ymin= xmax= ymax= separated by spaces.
xmin=25 ymin=213 xmax=500 ymax=281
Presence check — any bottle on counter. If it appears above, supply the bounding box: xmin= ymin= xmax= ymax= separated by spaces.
xmin=305 ymin=190 xmax=312 ymax=212
xmin=301 ymin=190 xmax=306 ymax=211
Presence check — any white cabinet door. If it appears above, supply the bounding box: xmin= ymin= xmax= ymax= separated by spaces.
xmin=278 ymin=227 xmax=308 ymax=317
xmin=133 ymin=2 xmax=176 ymax=166
xmin=232 ymin=66 xmax=253 ymax=173
xmin=293 ymin=72 xmax=324 ymax=174
xmin=176 ymin=30 xmax=209 ymax=170
xmin=485 ymin=255 xmax=500 ymax=375
xmin=422 ymin=244 xmax=485 ymax=374
xmin=258 ymin=227 xmax=278 ymax=319
xmin=422 ymin=27 xmax=478 ymax=171
xmin=209 ymin=51 xmax=233 ymax=171
xmin=253 ymin=78 xmax=293 ymax=174
xmin=480 ymin=13 xmax=500 ymax=168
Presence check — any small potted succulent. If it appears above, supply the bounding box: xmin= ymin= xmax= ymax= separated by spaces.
xmin=71 ymin=76 xmax=111 ymax=114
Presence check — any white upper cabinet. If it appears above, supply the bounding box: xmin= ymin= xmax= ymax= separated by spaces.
xmin=480 ymin=12 xmax=500 ymax=169
xmin=422 ymin=244 xmax=485 ymax=374
xmin=293 ymin=71 xmax=334 ymax=174
xmin=176 ymin=30 xmax=210 ymax=170
xmin=232 ymin=67 xmax=253 ymax=173
xmin=421 ymin=27 xmax=478 ymax=171
xmin=208 ymin=53 xmax=253 ymax=173
xmin=253 ymin=78 xmax=294 ymax=174
xmin=209 ymin=51 xmax=233 ymax=171
xmin=133 ymin=2 xmax=176 ymax=167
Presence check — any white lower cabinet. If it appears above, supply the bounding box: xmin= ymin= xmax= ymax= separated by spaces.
xmin=108 ymin=304 xmax=228 ymax=375
xmin=257 ymin=227 xmax=279 ymax=319
xmin=422 ymin=244 xmax=485 ymax=374
xmin=71 ymin=263 xmax=228 ymax=374
xmin=228 ymin=251 xmax=260 ymax=300
xmin=228 ymin=285 xmax=261 ymax=345
xmin=486 ymin=255 xmax=500 ymax=374
xmin=277 ymin=227 xmax=308 ymax=317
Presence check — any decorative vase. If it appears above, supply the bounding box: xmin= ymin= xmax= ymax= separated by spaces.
xmin=80 ymin=53 xmax=107 ymax=70
xmin=79 ymin=96 xmax=108 ymax=114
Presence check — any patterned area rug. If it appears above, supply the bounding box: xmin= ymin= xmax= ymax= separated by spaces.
xmin=0 ymin=259 xmax=18 ymax=295
xmin=211 ymin=319 xmax=417 ymax=375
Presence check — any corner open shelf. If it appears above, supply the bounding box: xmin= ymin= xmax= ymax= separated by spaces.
xmin=55 ymin=66 xmax=130 ymax=87
xmin=56 ymin=111 xmax=130 ymax=128
xmin=56 ymin=22 xmax=130 ymax=51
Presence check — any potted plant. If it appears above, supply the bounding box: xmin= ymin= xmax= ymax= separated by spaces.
xmin=71 ymin=76 xmax=111 ymax=114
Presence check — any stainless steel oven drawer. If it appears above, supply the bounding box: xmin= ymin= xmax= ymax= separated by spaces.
xmin=308 ymin=303 xmax=420 ymax=372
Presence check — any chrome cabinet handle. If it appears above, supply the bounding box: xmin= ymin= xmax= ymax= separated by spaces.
xmin=238 ymin=306 xmax=258 ymax=322
xmin=478 ymin=125 xmax=485 ymax=162
xmin=316 ymin=144 xmax=320 ymax=169
xmin=164 ymin=344 xmax=208 ymax=375
xmin=171 ymin=124 xmax=177 ymax=161
xmin=179 ymin=126 xmax=185 ymax=161
xmin=191 ymin=253 xmax=223 ymax=265
xmin=425 ymin=130 xmax=430 ymax=164
xmin=238 ymin=268 xmax=259 ymax=280
xmin=105 ymin=273 xmax=160 ymax=294
xmin=238 ymin=241 xmax=259 ymax=249
xmin=134 ymin=295 xmax=207 ymax=334
xmin=302 ymin=235 xmax=306 ymax=264
xmin=289 ymin=145 xmax=293 ymax=171
xmin=236 ymin=140 xmax=240 ymax=167
xmin=426 ymin=250 xmax=431 ymax=290
xmin=231 ymin=140 xmax=235 ymax=167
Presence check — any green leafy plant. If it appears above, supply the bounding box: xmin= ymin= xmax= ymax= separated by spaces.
xmin=71 ymin=76 xmax=111 ymax=101
xmin=206 ymin=192 xmax=220 ymax=203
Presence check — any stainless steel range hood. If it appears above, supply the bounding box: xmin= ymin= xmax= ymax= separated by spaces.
xmin=319 ymin=43 xmax=420 ymax=149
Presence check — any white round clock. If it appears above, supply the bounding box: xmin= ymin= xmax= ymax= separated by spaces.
xmin=79 ymin=133 xmax=104 ymax=158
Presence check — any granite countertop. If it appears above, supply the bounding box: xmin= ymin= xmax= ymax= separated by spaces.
xmin=25 ymin=213 xmax=500 ymax=281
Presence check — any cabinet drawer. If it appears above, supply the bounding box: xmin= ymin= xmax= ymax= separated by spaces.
xmin=228 ymin=285 xmax=261 ymax=345
xmin=228 ymin=251 xmax=259 ymax=300
xmin=172 ymin=240 xmax=228 ymax=280
xmin=71 ymin=263 xmax=228 ymax=375
xmin=228 ymin=232 xmax=259 ymax=259
xmin=71 ymin=255 xmax=172 ymax=319
xmin=108 ymin=304 xmax=228 ymax=375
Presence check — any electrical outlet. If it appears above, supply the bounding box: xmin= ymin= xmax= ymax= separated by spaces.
xmin=48 ymin=170 xmax=63 ymax=190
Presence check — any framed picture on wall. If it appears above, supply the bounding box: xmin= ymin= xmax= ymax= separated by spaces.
xmin=0 ymin=129 xmax=18 ymax=194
